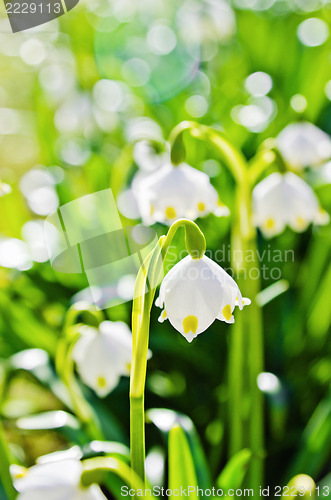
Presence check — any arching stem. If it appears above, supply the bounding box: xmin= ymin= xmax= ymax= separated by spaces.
xmin=129 ymin=219 xmax=206 ymax=482
xmin=170 ymin=122 xmax=265 ymax=489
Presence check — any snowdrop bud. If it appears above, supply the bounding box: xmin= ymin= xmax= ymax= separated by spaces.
xmin=252 ymin=172 xmax=329 ymax=238
xmin=133 ymin=162 xmax=229 ymax=226
xmin=156 ymin=255 xmax=250 ymax=342
xmin=277 ymin=122 xmax=331 ymax=170
xmin=13 ymin=458 xmax=106 ymax=500
xmin=72 ymin=321 xmax=133 ymax=397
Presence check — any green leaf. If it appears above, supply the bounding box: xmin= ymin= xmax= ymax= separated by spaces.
xmin=16 ymin=410 xmax=87 ymax=445
xmin=82 ymin=441 xmax=130 ymax=462
xmin=216 ymin=449 xmax=252 ymax=491
xmin=148 ymin=408 xmax=211 ymax=489
xmin=256 ymin=280 xmax=289 ymax=307
xmin=287 ymin=390 xmax=331 ymax=481
xmin=168 ymin=425 xmax=199 ymax=499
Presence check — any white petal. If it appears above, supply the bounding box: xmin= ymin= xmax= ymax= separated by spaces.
xmin=73 ymin=321 xmax=132 ymax=397
xmin=314 ymin=208 xmax=330 ymax=226
xmin=133 ymin=162 xmax=221 ymax=224
xmin=277 ymin=122 xmax=331 ymax=169
xmin=252 ymin=171 xmax=322 ymax=237
xmin=15 ymin=459 xmax=107 ymax=500
xmin=252 ymin=173 xmax=288 ymax=235
xmin=15 ymin=459 xmax=81 ymax=493
xmin=162 ymin=256 xmax=224 ymax=338
xmin=158 ymin=310 xmax=168 ymax=323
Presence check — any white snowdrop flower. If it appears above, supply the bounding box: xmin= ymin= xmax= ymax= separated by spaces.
xmin=133 ymin=140 xmax=169 ymax=172
xmin=13 ymin=458 xmax=106 ymax=500
xmin=252 ymin=172 xmax=329 ymax=238
xmin=72 ymin=320 xmax=133 ymax=397
xmin=156 ymin=255 xmax=250 ymax=343
xmin=277 ymin=122 xmax=331 ymax=170
xmin=134 ymin=162 xmax=229 ymax=225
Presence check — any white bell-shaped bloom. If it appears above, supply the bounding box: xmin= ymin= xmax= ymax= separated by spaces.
xmin=134 ymin=162 xmax=229 ymax=226
xmin=277 ymin=122 xmax=331 ymax=170
xmin=72 ymin=320 xmax=132 ymax=397
xmin=252 ymin=172 xmax=329 ymax=238
xmin=14 ymin=458 xmax=106 ymax=500
xmin=156 ymin=255 xmax=250 ymax=343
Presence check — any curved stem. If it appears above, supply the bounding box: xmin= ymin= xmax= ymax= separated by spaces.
xmin=0 ymin=371 xmax=17 ymax=500
xmin=81 ymin=457 xmax=155 ymax=498
xmin=170 ymin=122 xmax=265 ymax=489
xmin=248 ymin=149 xmax=276 ymax=186
xmin=129 ymin=219 xmax=206 ymax=482
xmin=0 ymin=424 xmax=16 ymax=500
xmin=169 ymin=121 xmax=247 ymax=184
xmin=56 ymin=320 xmax=104 ymax=441
xmin=61 ymin=333 xmax=103 ymax=440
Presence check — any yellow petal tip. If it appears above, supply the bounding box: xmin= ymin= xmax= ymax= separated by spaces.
xmin=183 ymin=315 xmax=198 ymax=334
xmin=223 ymin=304 xmax=232 ymax=321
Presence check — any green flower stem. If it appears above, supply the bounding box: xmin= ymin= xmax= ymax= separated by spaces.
xmin=248 ymin=149 xmax=277 ymax=186
xmin=81 ymin=456 xmax=156 ymax=498
xmin=130 ymin=219 xmax=206 ymax=482
xmin=169 ymin=122 xmax=265 ymax=489
xmin=56 ymin=304 xmax=105 ymax=440
xmin=58 ymin=331 xmax=104 ymax=440
xmin=0 ymin=422 xmax=16 ymax=500
xmin=0 ymin=372 xmax=17 ymax=500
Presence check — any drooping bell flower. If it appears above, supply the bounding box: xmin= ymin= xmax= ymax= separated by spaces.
xmin=156 ymin=254 xmax=250 ymax=343
xmin=252 ymin=172 xmax=329 ymax=238
xmin=134 ymin=163 xmax=229 ymax=226
xmin=13 ymin=458 xmax=106 ymax=500
xmin=72 ymin=321 xmax=133 ymax=397
xmin=277 ymin=122 xmax=331 ymax=170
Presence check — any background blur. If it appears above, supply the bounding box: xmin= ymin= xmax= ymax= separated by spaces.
xmin=0 ymin=0 xmax=331 ymax=494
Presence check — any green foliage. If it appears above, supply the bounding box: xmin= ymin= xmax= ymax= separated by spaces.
xmin=168 ymin=425 xmax=199 ymax=499
xmin=0 ymin=0 xmax=330 ymax=497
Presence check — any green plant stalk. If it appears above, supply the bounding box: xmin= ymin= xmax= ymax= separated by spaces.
xmin=81 ymin=456 xmax=156 ymax=499
xmin=170 ymin=122 xmax=265 ymax=488
xmin=0 ymin=373 xmax=17 ymax=500
xmin=130 ymin=220 xmax=206 ymax=482
xmin=56 ymin=304 xmax=105 ymax=440
xmin=61 ymin=333 xmax=104 ymax=440
xmin=0 ymin=422 xmax=16 ymax=500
